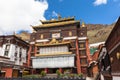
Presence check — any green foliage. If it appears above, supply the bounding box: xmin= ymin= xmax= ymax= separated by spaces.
xmin=22 ymin=75 xmax=40 ymax=78
xmin=40 ymin=71 xmax=46 ymax=77
xmin=69 ymin=74 xmax=75 ymax=78
xmin=56 ymin=70 xmax=61 ymax=77
xmin=78 ymin=73 xmax=83 ymax=77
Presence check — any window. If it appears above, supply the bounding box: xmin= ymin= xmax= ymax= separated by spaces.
xmin=4 ymin=44 xmax=10 ymax=56
xmin=40 ymin=34 xmax=44 ymax=39
xmin=71 ymin=41 xmax=76 ymax=47
xmin=7 ymin=40 xmax=10 ymax=43
xmin=80 ymin=44 xmax=84 ymax=48
xmin=14 ymin=57 xmax=17 ymax=61
xmin=4 ymin=51 xmax=9 ymax=56
xmin=14 ymin=52 xmax=17 ymax=57
xmin=19 ymin=48 xmax=22 ymax=61
xmin=80 ymin=50 xmax=86 ymax=56
xmin=69 ymin=31 xmax=72 ymax=36
xmin=19 ymin=52 xmax=22 ymax=58
xmin=79 ymin=43 xmax=85 ymax=48
xmin=15 ymin=46 xmax=18 ymax=52
xmin=5 ymin=45 xmax=10 ymax=50
xmin=20 ymin=48 xmax=22 ymax=52
xmin=80 ymin=58 xmax=87 ymax=64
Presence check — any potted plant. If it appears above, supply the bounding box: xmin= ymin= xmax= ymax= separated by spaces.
xmin=56 ymin=70 xmax=61 ymax=78
xmin=40 ymin=71 xmax=46 ymax=77
xmin=78 ymin=73 xmax=83 ymax=78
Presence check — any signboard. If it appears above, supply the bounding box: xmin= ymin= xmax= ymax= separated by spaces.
xmin=52 ymin=33 xmax=60 ymax=38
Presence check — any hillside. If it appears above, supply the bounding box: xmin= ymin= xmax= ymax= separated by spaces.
xmin=16 ymin=31 xmax=30 ymax=42
xmin=16 ymin=23 xmax=115 ymax=44
xmin=86 ymin=23 xmax=114 ymax=44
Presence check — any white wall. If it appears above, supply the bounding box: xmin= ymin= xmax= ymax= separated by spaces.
xmin=39 ymin=46 xmax=69 ymax=54
xmin=113 ymin=76 xmax=120 ymax=80
xmin=0 ymin=43 xmax=27 ymax=66
xmin=1 ymin=44 xmax=6 ymax=56
xmin=0 ymin=47 xmax=3 ymax=56
xmin=10 ymin=44 xmax=15 ymax=61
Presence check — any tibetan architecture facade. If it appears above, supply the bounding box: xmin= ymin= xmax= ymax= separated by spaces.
xmin=105 ymin=17 xmax=120 ymax=80
xmin=98 ymin=46 xmax=112 ymax=80
xmin=88 ymin=46 xmax=100 ymax=78
xmin=29 ymin=16 xmax=91 ymax=75
xmin=0 ymin=35 xmax=29 ymax=78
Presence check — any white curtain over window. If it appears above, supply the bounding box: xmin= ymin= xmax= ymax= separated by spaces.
xmin=32 ymin=56 xmax=74 ymax=68
xmin=39 ymin=46 xmax=69 ymax=54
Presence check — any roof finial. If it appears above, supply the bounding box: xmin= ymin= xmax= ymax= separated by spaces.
xmin=58 ymin=14 xmax=61 ymax=20
xmin=82 ymin=21 xmax=85 ymax=27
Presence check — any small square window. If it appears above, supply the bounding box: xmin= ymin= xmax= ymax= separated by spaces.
xmin=80 ymin=44 xmax=84 ymax=48
xmin=15 ymin=52 xmax=17 ymax=57
xmin=80 ymin=50 xmax=86 ymax=56
xmin=4 ymin=51 xmax=9 ymax=56
xmin=69 ymin=31 xmax=72 ymax=36
xmin=5 ymin=45 xmax=10 ymax=50
xmin=40 ymin=34 xmax=44 ymax=39
xmin=80 ymin=58 xmax=87 ymax=64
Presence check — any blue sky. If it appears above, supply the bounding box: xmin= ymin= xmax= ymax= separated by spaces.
xmin=0 ymin=0 xmax=120 ymax=34
xmin=44 ymin=0 xmax=120 ymax=24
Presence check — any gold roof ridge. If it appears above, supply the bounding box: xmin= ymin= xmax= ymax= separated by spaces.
xmin=40 ymin=16 xmax=75 ymax=24
xmin=33 ymin=20 xmax=80 ymax=29
xmin=35 ymin=41 xmax=70 ymax=47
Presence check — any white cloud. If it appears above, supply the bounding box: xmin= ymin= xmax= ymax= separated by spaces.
xmin=93 ymin=0 xmax=107 ymax=6
xmin=52 ymin=11 xmax=58 ymax=17
xmin=0 ymin=0 xmax=48 ymax=35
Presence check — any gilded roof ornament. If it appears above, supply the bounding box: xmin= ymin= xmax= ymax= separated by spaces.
xmin=58 ymin=14 xmax=61 ymax=20
xmin=50 ymin=38 xmax=59 ymax=44
xmin=82 ymin=21 xmax=85 ymax=27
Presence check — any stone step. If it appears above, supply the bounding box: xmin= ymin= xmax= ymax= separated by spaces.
xmin=45 ymin=74 xmax=58 ymax=78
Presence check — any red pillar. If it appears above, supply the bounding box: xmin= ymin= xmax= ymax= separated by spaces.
xmin=31 ymin=69 xmax=33 ymax=74
xmin=86 ymin=39 xmax=91 ymax=63
xmin=59 ymin=68 xmax=62 ymax=73
xmin=27 ymin=45 xmax=32 ymax=67
xmin=2 ymin=68 xmax=13 ymax=78
xmin=76 ymin=38 xmax=81 ymax=74
xmin=44 ymin=68 xmax=48 ymax=73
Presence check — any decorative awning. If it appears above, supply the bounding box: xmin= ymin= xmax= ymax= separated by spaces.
xmin=35 ymin=41 xmax=70 ymax=47
xmin=35 ymin=52 xmax=72 ymax=57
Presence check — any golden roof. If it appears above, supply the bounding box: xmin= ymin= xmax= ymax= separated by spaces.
xmin=33 ymin=20 xmax=80 ymax=29
xmin=41 ymin=17 xmax=75 ymax=24
xmin=35 ymin=52 xmax=72 ymax=57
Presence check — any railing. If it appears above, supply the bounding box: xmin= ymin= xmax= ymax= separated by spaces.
xmin=0 ymin=77 xmax=86 ymax=80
